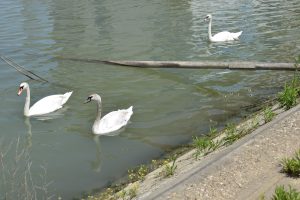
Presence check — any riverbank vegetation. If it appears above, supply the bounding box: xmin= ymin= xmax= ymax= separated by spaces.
xmin=260 ymin=185 xmax=300 ymax=200
xmin=161 ymin=154 xmax=178 ymax=177
xmin=278 ymin=56 xmax=300 ymax=109
xmin=263 ymin=106 xmax=275 ymax=122
xmin=281 ymin=149 xmax=300 ymax=177
xmin=271 ymin=185 xmax=300 ymax=200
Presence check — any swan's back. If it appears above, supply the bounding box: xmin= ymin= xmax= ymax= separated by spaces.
xmin=29 ymin=91 xmax=72 ymax=116
xmin=211 ymin=31 xmax=242 ymax=42
xmin=95 ymin=106 xmax=133 ymax=134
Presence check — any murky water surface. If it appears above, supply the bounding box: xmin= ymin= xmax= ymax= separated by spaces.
xmin=0 ymin=0 xmax=299 ymax=198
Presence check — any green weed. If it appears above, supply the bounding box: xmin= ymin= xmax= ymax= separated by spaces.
xmin=90 ymin=187 xmax=115 ymax=200
xmin=208 ymin=126 xmax=218 ymax=137
xmin=128 ymin=164 xmax=149 ymax=182
xmin=117 ymin=189 xmax=126 ymax=200
xmin=271 ymin=185 xmax=300 ymax=200
xmin=278 ymin=57 xmax=300 ymax=110
xmin=127 ymin=183 xmax=139 ymax=200
xmin=223 ymin=123 xmax=241 ymax=146
xmin=278 ymin=82 xmax=299 ymax=109
xmin=281 ymin=150 xmax=300 ymax=177
xmin=162 ymin=155 xmax=177 ymax=177
xmin=192 ymin=136 xmax=219 ymax=159
xmin=264 ymin=107 xmax=275 ymax=122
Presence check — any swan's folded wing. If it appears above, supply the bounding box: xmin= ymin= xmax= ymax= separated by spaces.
xmin=99 ymin=108 xmax=133 ymax=133
xmin=212 ymin=31 xmax=234 ymax=41
xmin=212 ymin=31 xmax=242 ymax=42
xmin=29 ymin=94 xmax=66 ymax=116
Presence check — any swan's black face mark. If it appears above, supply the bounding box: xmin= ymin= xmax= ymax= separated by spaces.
xmin=204 ymin=16 xmax=210 ymax=22
xmin=17 ymin=86 xmax=24 ymax=96
xmin=84 ymin=96 xmax=92 ymax=104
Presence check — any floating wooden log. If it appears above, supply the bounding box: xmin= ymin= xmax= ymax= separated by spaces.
xmin=104 ymin=60 xmax=296 ymax=71
xmin=58 ymin=57 xmax=297 ymax=71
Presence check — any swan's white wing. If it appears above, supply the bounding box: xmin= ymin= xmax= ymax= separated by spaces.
xmin=29 ymin=92 xmax=72 ymax=116
xmin=212 ymin=31 xmax=242 ymax=42
xmin=212 ymin=31 xmax=234 ymax=42
xmin=97 ymin=106 xmax=133 ymax=134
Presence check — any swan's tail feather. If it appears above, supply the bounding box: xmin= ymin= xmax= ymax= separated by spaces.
xmin=127 ymin=106 xmax=133 ymax=114
xmin=62 ymin=91 xmax=73 ymax=105
xmin=233 ymin=31 xmax=242 ymax=39
xmin=125 ymin=106 xmax=133 ymax=121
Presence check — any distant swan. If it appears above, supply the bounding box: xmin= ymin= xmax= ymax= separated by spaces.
xmin=85 ymin=94 xmax=133 ymax=135
xmin=18 ymin=82 xmax=72 ymax=117
xmin=204 ymin=14 xmax=242 ymax=42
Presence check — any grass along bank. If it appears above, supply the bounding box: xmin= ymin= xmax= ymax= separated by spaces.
xmin=260 ymin=185 xmax=300 ymax=200
xmin=281 ymin=149 xmax=300 ymax=178
xmin=258 ymin=149 xmax=300 ymax=200
xmin=83 ymin=59 xmax=300 ymax=200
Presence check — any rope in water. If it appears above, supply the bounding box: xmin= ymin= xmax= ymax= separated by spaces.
xmin=0 ymin=55 xmax=48 ymax=82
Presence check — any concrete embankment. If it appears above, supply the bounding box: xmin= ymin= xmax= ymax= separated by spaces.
xmin=134 ymin=103 xmax=300 ymax=200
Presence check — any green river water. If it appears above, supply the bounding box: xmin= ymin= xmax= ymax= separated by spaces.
xmin=0 ymin=0 xmax=299 ymax=198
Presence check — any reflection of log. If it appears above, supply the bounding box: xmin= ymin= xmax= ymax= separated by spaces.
xmin=59 ymin=57 xmax=296 ymax=71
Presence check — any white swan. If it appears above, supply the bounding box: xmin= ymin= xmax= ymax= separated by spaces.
xmin=18 ymin=82 xmax=73 ymax=117
xmin=204 ymin=14 xmax=242 ymax=42
xmin=85 ymin=94 xmax=133 ymax=135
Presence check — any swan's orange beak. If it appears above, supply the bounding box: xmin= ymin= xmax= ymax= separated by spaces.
xmin=17 ymin=88 xmax=23 ymax=96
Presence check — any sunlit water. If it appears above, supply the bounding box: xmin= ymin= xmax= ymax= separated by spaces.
xmin=0 ymin=0 xmax=299 ymax=198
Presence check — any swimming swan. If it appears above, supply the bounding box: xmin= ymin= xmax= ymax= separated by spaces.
xmin=18 ymin=82 xmax=73 ymax=117
xmin=204 ymin=14 xmax=242 ymax=42
xmin=85 ymin=94 xmax=133 ymax=135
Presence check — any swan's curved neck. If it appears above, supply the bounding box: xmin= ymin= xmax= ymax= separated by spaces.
xmin=24 ymin=87 xmax=30 ymax=116
xmin=208 ymin=19 xmax=213 ymax=41
xmin=93 ymin=99 xmax=102 ymax=127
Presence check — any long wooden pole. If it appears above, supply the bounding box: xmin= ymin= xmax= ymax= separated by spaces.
xmin=104 ymin=60 xmax=296 ymax=70
xmin=58 ymin=57 xmax=297 ymax=71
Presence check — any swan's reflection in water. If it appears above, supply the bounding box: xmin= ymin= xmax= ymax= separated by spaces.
xmin=24 ymin=117 xmax=32 ymax=149
xmin=32 ymin=106 xmax=70 ymax=121
xmin=91 ymin=136 xmax=102 ymax=172
xmin=89 ymin=129 xmax=124 ymax=173
xmin=24 ymin=111 xmax=116 ymax=174
xmin=23 ymin=107 xmax=69 ymax=148
xmin=102 ymin=127 xmax=126 ymax=137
